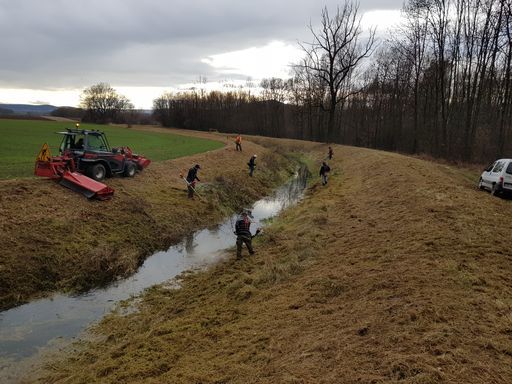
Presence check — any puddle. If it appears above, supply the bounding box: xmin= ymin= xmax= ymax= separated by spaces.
xmin=0 ymin=166 xmax=309 ymax=382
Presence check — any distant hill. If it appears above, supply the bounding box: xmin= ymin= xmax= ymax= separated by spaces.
xmin=0 ymin=107 xmax=14 ymax=114
xmin=0 ymin=103 xmax=57 ymax=114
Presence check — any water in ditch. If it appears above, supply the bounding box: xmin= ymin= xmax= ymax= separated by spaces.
xmin=0 ymin=167 xmax=309 ymax=382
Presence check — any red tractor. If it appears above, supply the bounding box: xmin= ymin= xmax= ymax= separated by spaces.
xmin=35 ymin=128 xmax=151 ymax=199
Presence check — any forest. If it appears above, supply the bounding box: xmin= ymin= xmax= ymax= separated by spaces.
xmin=153 ymin=0 xmax=512 ymax=163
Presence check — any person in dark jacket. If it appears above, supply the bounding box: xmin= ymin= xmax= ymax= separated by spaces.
xmin=186 ymin=164 xmax=201 ymax=198
xmin=248 ymin=154 xmax=257 ymax=177
xmin=328 ymin=146 xmax=333 ymax=160
xmin=234 ymin=210 xmax=259 ymax=259
xmin=73 ymin=138 xmax=84 ymax=150
xmin=320 ymin=162 xmax=330 ymax=185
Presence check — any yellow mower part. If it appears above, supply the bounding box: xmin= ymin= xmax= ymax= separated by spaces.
xmin=36 ymin=143 xmax=51 ymax=162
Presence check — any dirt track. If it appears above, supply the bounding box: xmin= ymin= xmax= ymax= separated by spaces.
xmin=27 ymin=135 xmax=512 ymax=383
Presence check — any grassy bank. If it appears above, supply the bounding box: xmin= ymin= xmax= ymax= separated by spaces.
xmin=0 ymin=129 xmax=297 ymax=310
xmin=31 ymin=140 xmax=512 ymax=383
xmin=0 ymin=119 xmax=223 ymax=178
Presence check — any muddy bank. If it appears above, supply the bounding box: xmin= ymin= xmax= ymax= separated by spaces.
xmin=0 ymin=129 xmax=297 ymax=310
xmin=30 ymin=141 xmax=512 ymax=383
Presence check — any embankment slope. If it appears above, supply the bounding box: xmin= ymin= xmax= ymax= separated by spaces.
xmin=0 ymin=129 xmax=301 ymax=310
xmin=33 ymin=141 xmax=512 ymax=383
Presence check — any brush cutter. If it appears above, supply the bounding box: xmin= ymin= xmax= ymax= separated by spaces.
xmin=252 ymin=228 xmax=262 ymax=238
xmin=233 ymin=228 xmax=262 ymax=238
xmin=181 ymin=176 xmax=205 ymax=201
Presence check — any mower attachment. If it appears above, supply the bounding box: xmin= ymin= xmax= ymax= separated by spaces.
xmin=35 ymin=144 xmax=114 ymax=200
xmin=59 ymin=171 xmax=114 ymax=200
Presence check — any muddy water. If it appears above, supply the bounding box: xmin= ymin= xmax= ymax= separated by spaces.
xmin=0 ymin=167 xmax=309 ymax=382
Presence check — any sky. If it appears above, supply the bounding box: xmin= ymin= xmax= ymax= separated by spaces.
xmin=0 ymin=0 xmax=404 ymax=109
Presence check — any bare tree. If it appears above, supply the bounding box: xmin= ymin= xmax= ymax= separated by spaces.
xmin=151 ymin=0 xmax=512 ymax=163
xmin=296 ymin=2 xmax=375 ymax=141
xmin=395 ymin=0 xmax=429 ymax=153
xmin=497 ymin=0 xmax=512 ymax=156
xmin=80 ymin=83 xmax=133 ymax=124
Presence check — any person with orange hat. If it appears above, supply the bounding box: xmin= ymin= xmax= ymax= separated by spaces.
xmin=235 ymin=134 xmax=242 ymax=151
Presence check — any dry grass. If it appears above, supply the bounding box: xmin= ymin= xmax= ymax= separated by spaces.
xmin=0 ymin=128 xmax=296 ymax=310
xmin=21 ymin=141 xmax=512 ymax=383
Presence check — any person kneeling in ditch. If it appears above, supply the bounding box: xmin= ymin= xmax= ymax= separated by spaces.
xmin=234 ymin=210 xmax=260 ymax=259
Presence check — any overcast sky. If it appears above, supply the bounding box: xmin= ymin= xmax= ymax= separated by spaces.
xmin=0 ymin=0 xmax=404 ymax=109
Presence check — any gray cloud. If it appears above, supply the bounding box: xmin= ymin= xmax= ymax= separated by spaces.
xmin=0 ymin=0 xmax=403 ymax=89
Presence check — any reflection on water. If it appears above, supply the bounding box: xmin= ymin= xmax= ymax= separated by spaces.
xmin=0 ymin=166 xmax=309 ymax=382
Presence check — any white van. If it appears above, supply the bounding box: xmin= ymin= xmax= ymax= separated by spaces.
xmin=478 ymin=159 xmax=512 ymax=196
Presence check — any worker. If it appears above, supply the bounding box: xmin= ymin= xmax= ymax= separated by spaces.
xmin=248 ymin=154 xmax=257 ymax=177
xmin=234 ymin=210 xmax=260 ymax=259
xmin=328 ymin=146 xmax=333 ymax=160
xmin=319 ymin=161 xmax=331 ymax=186
xmin=186 ymin=164 xmax=201 ymax=199
xmin=74 ymin=138 xmax=84 ymax=150
xmin=235 ymin=134 xmax=242 ymax=151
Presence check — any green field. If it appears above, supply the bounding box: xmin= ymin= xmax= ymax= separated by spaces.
xmin=0 ymin=119 xmax=224 ymax=179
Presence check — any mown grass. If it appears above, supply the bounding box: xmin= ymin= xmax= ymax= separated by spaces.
xmin=30 ymin=140 xmax=512 ymax=383
xmin=0 ymin=119 xmax=223 ymax=179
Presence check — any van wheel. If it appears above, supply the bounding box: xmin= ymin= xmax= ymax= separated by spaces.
xmin=123 ymin=162 xmax=136 ymax=177
xmin=491 ymin=183 xmax=499 ymax=196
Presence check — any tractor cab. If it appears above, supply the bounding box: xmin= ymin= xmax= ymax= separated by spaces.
xmin=58 ymin=129 xmax=111 ymax=154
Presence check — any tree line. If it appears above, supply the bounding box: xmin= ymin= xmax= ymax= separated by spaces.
xmin=356 ymin=0 xmax=512 ymax=162
xmin=153 ymin=0 xmax=511 ymax=163
xmin=71 ymin=0 xmax=511 ymax=163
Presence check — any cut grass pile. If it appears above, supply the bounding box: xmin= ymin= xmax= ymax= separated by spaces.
xmin=0 ymin=119 xmax=223 ymax=179
xmin=31 ymin=140 xmax=512 ymax=383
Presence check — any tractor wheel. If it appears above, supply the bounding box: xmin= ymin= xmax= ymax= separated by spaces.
xmin=123 ymin=162 xmax=136 ymax=177
xmin=88 ymin=163 xmax=106 ymax=181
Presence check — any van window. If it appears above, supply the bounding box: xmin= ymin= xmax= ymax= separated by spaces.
xmin=485 ymin=162 xmax=495 ymax=172
xmin=506 ymin=162 xmax=512 ymax=175
xmin=492 ymin=161 xmax=504 ymax=173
